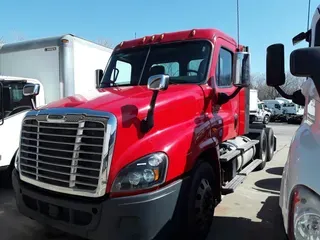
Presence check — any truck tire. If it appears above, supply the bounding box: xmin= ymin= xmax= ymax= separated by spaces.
xmin=186 ymin=162 xmax=216 ymax=240
xmin=255 ymin=129 xmax=268 ymax=171
xmin=265 ymin=128 xmax=275 ymax=162
xmin=0 ymin=158 xmax=14 ymax=188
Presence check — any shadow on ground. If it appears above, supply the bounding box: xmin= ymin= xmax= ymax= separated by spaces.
xmin=266 ymin=167 xmax=284 ymax=176
xmin=208 ymin=195 xmax=287 ymax=240
xmin=255 ymin=178 xmax=282 ymax=192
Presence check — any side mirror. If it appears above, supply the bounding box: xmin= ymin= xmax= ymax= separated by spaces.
xmin=23 ymin=83 xmax=40 ymax=97
xmin=95 ymin=69 xmax=103 ymax=88
xmin=290 ymin=47 xmax=320 ymax=78
xmin=290 ymin=47 xmax=320 ymax=97
xmin=233 ymin=52 xmax=250 ymax=87
xmin=147 ymin=74 xmax=169 ymax=91
xmin=266 ymin=44 xmax=286 ymax=86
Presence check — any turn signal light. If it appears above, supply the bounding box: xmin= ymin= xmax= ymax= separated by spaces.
xmin=190 ymin=29 xmax=196 ymax=37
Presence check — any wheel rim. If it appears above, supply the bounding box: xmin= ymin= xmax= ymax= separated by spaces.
xmin=265 ymin=116 xmax=269 ymax=123
xmin=195 ymin=179 xmax=214 ymax=231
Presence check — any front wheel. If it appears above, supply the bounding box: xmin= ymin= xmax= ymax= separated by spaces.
xmin=263 ymin=115 xmax=270 ymax=124
xmin=186 ymin=162 xmax=216 ymax=240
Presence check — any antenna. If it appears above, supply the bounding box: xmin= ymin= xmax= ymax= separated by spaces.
xmin=307 ymin=0 xmax=311 ymax=30
xmin=236 ymin=0 xmax=240 ymax=50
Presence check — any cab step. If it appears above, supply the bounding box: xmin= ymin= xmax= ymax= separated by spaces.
xmin=221 ymin=159 xmax=263 ymax=195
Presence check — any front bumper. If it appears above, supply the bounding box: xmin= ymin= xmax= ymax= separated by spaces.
xmin=12 ymin=169 xmax=188 ymax=240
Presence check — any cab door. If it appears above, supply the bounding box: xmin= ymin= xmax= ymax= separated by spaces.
xmin=211 ymin=37 xmax=239 ymax=141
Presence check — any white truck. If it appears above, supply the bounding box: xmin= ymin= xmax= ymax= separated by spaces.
xmin=0 ymin=34 xmax=113 ymax=182
xmin=249 ymin=89 xmax=271 ymax=124
xmin=276 ymin=97 xmax=304 ymax=123
xmin=262 ymin=99 xmax=283 ymax=116
xmin=266 ymin=4 xmax=320 ymax=238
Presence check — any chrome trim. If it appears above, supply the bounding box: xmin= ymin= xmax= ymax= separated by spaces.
xmin=18 ymin=107 xmax=117 ymax=198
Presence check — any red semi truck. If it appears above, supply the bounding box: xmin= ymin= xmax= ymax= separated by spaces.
xmin=12 ymin=29 xmax=276 ymax=240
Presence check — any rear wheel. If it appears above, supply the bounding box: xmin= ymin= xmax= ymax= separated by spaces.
xmin=265 ymin=127 xmax=275 ymax=162
xmin=185 ymin=162 xmax=216 ymax=240
xmin=255 ymin=129 xmax=268 ymax=171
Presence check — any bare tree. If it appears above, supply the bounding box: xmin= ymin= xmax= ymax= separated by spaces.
xmin=11 ymin=30 xmax=26 ymax=42
xmin=251 ymin=72 xmax=304 ymax=100
xmin=96 ymin=39 xmax=113 ymax=48
xmin=0 ymin=37 xmax=4 ymax=45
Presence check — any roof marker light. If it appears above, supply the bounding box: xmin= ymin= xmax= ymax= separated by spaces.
xmin=160 ymin=34 xmax=164 ymax=40
xmin=190 ymin=29 xmax=196 ymax=37
xmin=61 ymin=39 xmax=69 ymax=43
xmin=119 ymin=41 xmax=124 ymax=47
xmin=151 ymin=35 xmax=155 ymax=41
xmin=142 ymin=37 xmax=146 ymax=43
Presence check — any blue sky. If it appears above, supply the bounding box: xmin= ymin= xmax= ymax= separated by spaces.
xmin=0 ymin=0 xmax=317 ymax=74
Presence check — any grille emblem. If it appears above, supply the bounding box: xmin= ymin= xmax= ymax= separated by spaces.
xmin=46 ymin=115 xmax=66 ymax=123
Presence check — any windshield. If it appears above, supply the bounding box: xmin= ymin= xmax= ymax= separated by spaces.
xmin=100 ymin=40 xmax=212 ymax=87
xmin=0 ymin=81 xmax=33 ymax=119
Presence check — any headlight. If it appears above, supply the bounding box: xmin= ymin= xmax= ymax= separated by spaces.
xmin=292 ymin=186 xmax=320 ymax=239
xmin=111 ymin=152 xmax=168 ymax=192
xmin=14 ymin=150 xmax=20 ymax=171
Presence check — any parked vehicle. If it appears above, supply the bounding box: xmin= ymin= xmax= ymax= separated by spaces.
xmin=12 ymin=29 xmax=277 ymax=240
xmin=263 ymin=99 xmax=283 ymax=116
xmin=0 ymin=35 xmax=112 ymax=181
xmin=266 ymin=4 xmax=320 ymax=239
xmin=249 ymin=89 xmax=271 ymax=124
xmin=263 ymin=99 xmax=285 ymax=121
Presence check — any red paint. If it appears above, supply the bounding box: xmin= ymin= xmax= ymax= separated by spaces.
xmin=42 ymin=28 xmax=248 ymax=195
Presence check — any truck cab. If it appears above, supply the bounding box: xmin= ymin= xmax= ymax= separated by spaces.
xmin=12 ymin=29 xmax=276 ymax=240
xmin=0 ymin=76 xmax=44 ymax=176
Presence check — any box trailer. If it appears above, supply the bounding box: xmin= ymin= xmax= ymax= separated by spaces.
xmin=0 ymin=35 xmax=113 ymax=182
xmin=0 ymin=34 xmax=113 ymax=102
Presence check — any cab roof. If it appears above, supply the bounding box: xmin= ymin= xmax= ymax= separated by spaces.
xmin=0 ymin=75 xmax=40 ymax=82
xmin=116 ymin=28 xmax=240 ymax=50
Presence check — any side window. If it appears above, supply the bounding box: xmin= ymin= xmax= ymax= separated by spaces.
xmin=258 ymin=103 xmax=263 ymax=110
xmin=275 ymin=104 xmax=281 ymax=109
xmin=216 ymin=48 xmax=233 ymax=87
xmin=111 ymin=60 xmax=132 ymax=85
xmin=152 ymin=62 xmax=179 ymax=77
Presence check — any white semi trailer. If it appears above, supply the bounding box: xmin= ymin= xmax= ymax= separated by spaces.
xmin=0 ymin=34 xmax=113 ymax=182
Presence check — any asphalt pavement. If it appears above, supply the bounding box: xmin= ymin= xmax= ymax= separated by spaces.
xmin=207 ymin=122 xmax=298 ymax=240
xmin=0 ymin=122 xmax=298 ymax=240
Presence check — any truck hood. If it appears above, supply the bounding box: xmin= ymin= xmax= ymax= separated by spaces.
xmin=42 ymin=85 xmax=204 ymax=115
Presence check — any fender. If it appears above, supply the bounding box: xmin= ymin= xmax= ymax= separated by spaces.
xmin=106 ymin=115 xmax=220 ymax=193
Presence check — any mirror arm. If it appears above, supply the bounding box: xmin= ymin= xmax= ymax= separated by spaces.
xmin=31 ymin=97 xmax=37 ymax=110
xmin=217 ymin=87 xmax=243 ymax=105
xmin=141 ymin=90 xmax=159 ymax=133
xmin=292 ymin=89 xmax=306 ymax=106
xmin=275 ymin=86 xmax=293 ymax=99
xmin=274 ymin=86 xmax=306 ymax=107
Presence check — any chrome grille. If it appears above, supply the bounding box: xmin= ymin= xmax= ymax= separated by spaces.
xmin=18 ymin=110 xmax=115 ymax=198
